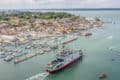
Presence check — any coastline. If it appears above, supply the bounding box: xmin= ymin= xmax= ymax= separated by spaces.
xmin=0 ymin=12 xmax=103 ymax=44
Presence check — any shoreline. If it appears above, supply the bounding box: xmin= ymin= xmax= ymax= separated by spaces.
xmin=0 ymin=12 xmax=102 ymax=44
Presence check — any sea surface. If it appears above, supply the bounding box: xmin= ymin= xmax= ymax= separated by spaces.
xmin=0 ymin=10 xmax=120 ymax=80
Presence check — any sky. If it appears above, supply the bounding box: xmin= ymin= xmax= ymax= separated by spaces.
xmin=0 ymin=0 xmax=120 ymax=9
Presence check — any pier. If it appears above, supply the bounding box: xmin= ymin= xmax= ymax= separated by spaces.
xmin=14 ymin=53 xmax=38 ymax=64
xmin=61 ymin=36 xmax=77 ymax=44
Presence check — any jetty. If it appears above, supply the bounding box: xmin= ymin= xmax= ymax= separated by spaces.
xmin=14 ymin=47 xmax=54 ymax=64
xmin=14 ymin=53 xmax=38 ymax=64
xmin=61 ymin=36 xmax=77 ymax=44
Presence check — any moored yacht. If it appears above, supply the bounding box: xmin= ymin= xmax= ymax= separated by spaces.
xmin=0 ymin=51 xmax=7 ymax=58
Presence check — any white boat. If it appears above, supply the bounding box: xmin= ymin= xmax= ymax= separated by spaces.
xmin=0 ymin=52 xmax=7 ymax=58
xmin=42 ymin=47 xmax=51 ymax=52
xmin=12 ymin=53 xmax=24 ymax=57
xmin=25 ymin=46 xmax=31 ymax=49
xmin=39 ymin=50 xmax=44 ymax=54
xmin=4 ymin=55 xmax=14 ymax=61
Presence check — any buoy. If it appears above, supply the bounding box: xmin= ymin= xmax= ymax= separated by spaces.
xmin=111 ymin=59 xmax=115 ymax=61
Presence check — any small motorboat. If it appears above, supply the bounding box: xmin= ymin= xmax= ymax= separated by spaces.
xmin=78 ymin=32 xmax=92 ymax=36
xmin=37 ymin=50 xmax=44 ymax=55
xmin=99 ymin=73 xmax=107 ymax=79
xmin=50 ymin=45 xmax=58 ymax=49
xmin=25 ymin=45 xmax=31 ymax=49
xmin=40 ymin=50 xmax=44 ymax=54
xmin=12 ymin=53 xmax=24 ymax=57
xmin=0 ymin=52 xmax=7 ymax=58
xmin=43 ymin=47 xmax=51 ymax=52
xmin=4 ymin=55 xmax=14 ymax=61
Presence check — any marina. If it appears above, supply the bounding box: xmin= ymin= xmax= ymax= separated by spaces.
xmin=0 ymin=35 xmax=78 ymax=64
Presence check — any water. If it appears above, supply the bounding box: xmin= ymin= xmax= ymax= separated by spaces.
xmin=0 ymin=11 xmax=120 ymax=80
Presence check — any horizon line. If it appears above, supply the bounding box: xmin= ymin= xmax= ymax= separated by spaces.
xmin=1 ymin=8 xmax=120 ymax=11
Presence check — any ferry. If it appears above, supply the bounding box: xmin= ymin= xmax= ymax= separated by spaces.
xmin=46 ymin=46 xmax=83 ymax=73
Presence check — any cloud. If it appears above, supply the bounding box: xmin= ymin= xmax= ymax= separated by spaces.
xmin=33 ymin=0 xmax=65 ymax=4
xmin=0 ymin=0 xmax=119 ymax=9
xmin=78 ymin=0 xmax=116 ymax=8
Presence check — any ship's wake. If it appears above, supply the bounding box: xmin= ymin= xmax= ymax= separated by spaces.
xmin=26 ymin=72 xmax=49 ymax=80
xmin=106 ymin=36 xmax=113 ymax=40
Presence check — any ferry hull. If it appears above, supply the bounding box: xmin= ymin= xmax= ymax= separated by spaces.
xmin=46 ymin=56 xmax=82 ymax=73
